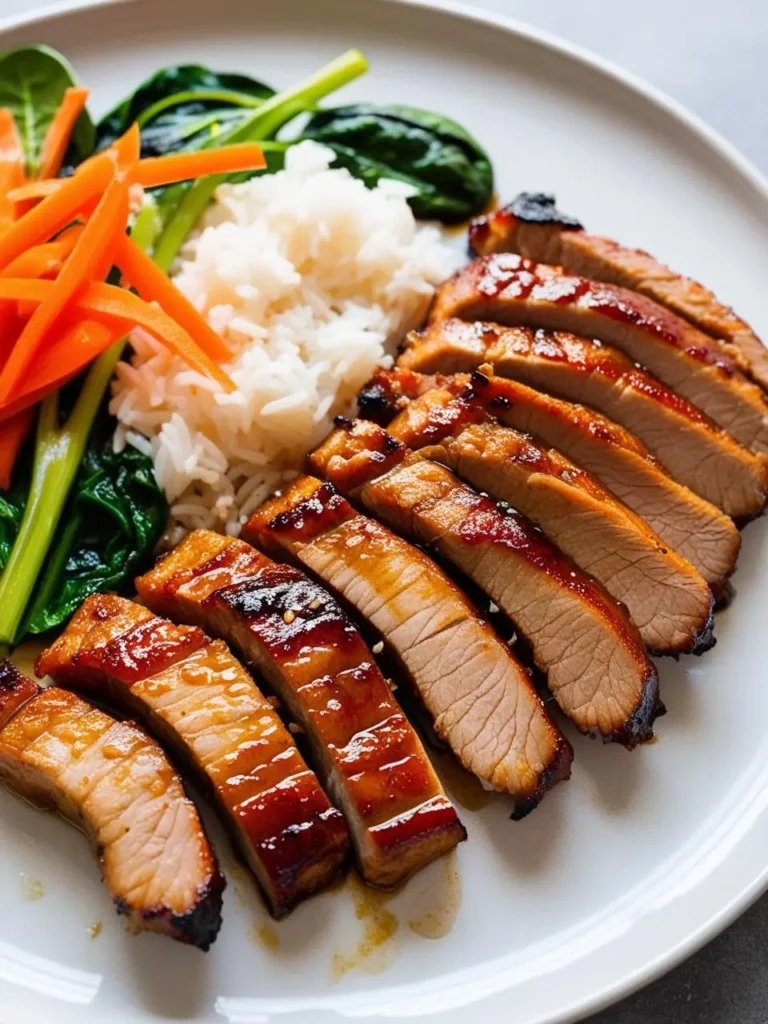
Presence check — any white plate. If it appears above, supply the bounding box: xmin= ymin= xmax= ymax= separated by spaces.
xmin=2 ymin=2 xmax=768 ymax=1022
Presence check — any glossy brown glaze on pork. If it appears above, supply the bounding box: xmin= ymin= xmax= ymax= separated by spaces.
xmin=382 ymin=391 xmax=715 ymax=654
xmin=37 ymin=596 xmax=349 ymax=918
xmin=244 ymin=478 xmax=572 ymax=818
xmin=310 ymin=438 xmax=663 ymax=743
xmin=359 ymin=366 xmax=740 ymax=588
xmin=429 ymin=253 xmax=768 ymax=454
xmin=136 ymin=530 xmax=465 ymax=889
xmin=469 ymin=192 xmax=768 ymax=391
xmin=0 ymin=661 xmax=224 ymax=948
xmin=399 ymin=319 xmax=768 ymax=520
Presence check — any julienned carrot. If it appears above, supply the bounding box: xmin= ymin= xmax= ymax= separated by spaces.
xmin=8 ymin=141 xmax=267 ymax=202
xmin=0 ymin=306 xmax=21 ymax=368
xmin=38 ymin=87 xmax=90 ymax=180
xmin=133 ymin=143 xmax=266 ymax=187
xmin=0 ymin=148 xmax=114 ymax=272
xmin=5 ymin=180 xmax=59 ymax=202
xmin=0 ymin=319 xmax=119 ymax=423
xmin=0 ymin=126 xmax=139 ymax=403
xmin=0 ymin=279 xmax=234 ymax=392
xmin=115 ymin=234 xmax=231 ymax=362
xmin=0 ymin=408 xmax=34 ymax=489
xmin=0 ymin=109 xmax=25 ymax=232
xmin=3 ymin=229 xmax=84 ymax=279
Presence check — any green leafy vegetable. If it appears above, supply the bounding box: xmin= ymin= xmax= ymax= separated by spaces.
xmin=0 ymin=426 xmax=166 ymax=639
xmin=302 ymin=103 xmax=493 ymax=222
xmin=0 ymin=44 xmax=94 ymax=175
xmin=95 ymin=64 xmax=274 ymax=157
xmin=22 ymin=435 xmax=166 ymax=636
xmin=0 ymin=478 xmax=26 ymax=568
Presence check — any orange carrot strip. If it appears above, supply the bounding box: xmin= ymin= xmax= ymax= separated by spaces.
xmin=134 ymin=143 xmax=266 ymax=187
xmin=114 ymin=234 xmax=231 ymax=361
xmin=8 ymin=141 xmax=267 ymax=201
xmin=2 ymin=228 xmax=84 ymax=279
xmin=0 ymin=306 xmax=21 ymax=368
xmin=0 ymin=407 xmax=34 ymax=489
xmin=38 ymin=87 xmax=90 ymax=180
xmin=0 ymin=279 xmax=234 ymax=391
xmin=0 ymin=109 xmax=25 ymax=232
xmin=0 ymin=319 xmax=119 ymax=422
xmin=0 ymin=150 xmax=115 ymax=272
xmin=8 ymin=180 xmax=60 ymax=202
xmin=0 ymin=126 xmax=139 ymax=403
xmin=2 ymin=244 xmax=65 ymax=280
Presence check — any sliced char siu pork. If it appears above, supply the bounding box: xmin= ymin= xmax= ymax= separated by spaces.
xmin=309 ymin=423 xmax=663 ymax=743
xmin=378 ymin=396 xmax=714 ymax=654
xmin=469 ymin=192 xmax=768 ymax=392
xmin=135 ymin=530 xmax=465 ymax=889
xmin=0 ymin=660 xmax=224 ymax=949
xmin=244 ymin=476 xmax=572 ymax=817
xmin=358 ymin=366 xmax=740 ymax=588
xmin=37 ymin=596 xmax=349 ymax=918
xmin=429 ymin=253 xmax=768 ymax=454
xmin=399 ymin=319 xmax=768 ymax=521
xmin=311 ymin=410 xmax=710 ymax=645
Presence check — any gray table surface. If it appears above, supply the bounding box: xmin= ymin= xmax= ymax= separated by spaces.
xmin=2 ymin=0 xmax=767 ymax=1021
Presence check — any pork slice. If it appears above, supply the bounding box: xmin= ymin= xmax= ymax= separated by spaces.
xmin=0 ymin=661 xmax=224 ymax=949
xmin=38 ymin=597 xmax=349 ymax=918
xmin=244 ymin=478 xmax=572 ymax=818
xmin=362 ymin=457 xmax=661 ymax=743
xmin=136 ymin=531 xmax=465 ymax=889
xmin=430 ymin=253 xmax=768 ymax=453
xmin=360 ymin=366 xmax=740 ymax=587
xmin=469 ymin=192 xmax=768 ymax=391
xmin=399 ymin=318 xmax=767 ymax=520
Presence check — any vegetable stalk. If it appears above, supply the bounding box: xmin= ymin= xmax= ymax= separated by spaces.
xmin=0 ymin=342 xmax=121 ymax=645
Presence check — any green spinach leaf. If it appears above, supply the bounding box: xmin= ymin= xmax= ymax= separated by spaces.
xmin=302 ymin=102 xmax=493 ymax=223
xmin=0 ymin=480 xmax=25 ymax=568
xmin=0 ymin=44 xmax=94 ymax=176
xmin=0 ymin=426 xmax=167 ymax=640
xmin=96 ymin=64 xmax=274 ymax=157
xmin=22 ymin=437 xmax=166 ymax=636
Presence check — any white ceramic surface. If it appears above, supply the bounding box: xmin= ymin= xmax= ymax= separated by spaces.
xmin=2 ymin=3 xmax=768 ymax=1023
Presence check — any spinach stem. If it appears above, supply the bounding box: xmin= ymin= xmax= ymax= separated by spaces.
xmin=152 ymin=48 xmax=368 ymax=271
xmin=136 ymin=88 xmax=266 ymax=128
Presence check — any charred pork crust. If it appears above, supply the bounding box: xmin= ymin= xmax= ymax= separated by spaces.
xmin=469 ymin=192 xmax=582 ymax=256
xmin=115 ymin=876 xmax=227 ymax=951
xmin=0 ymin=661 xmax=38 ymax=728
xmin=309 ymin=419 xmax=406 ymax=493
xmin=506 ymin=193 xmax=582 ymax=228
xmin=357 ymin=380 xmax=399 ymax=423
xmin=357 ymin=368 xmax=433 ymax=426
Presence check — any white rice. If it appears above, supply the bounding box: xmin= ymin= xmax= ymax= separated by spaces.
xmin=111 ymin=141 xmax=459 ymax=535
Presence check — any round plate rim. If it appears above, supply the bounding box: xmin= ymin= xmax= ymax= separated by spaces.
xmin=1 ymin=2 xmax=767 ymax=1022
